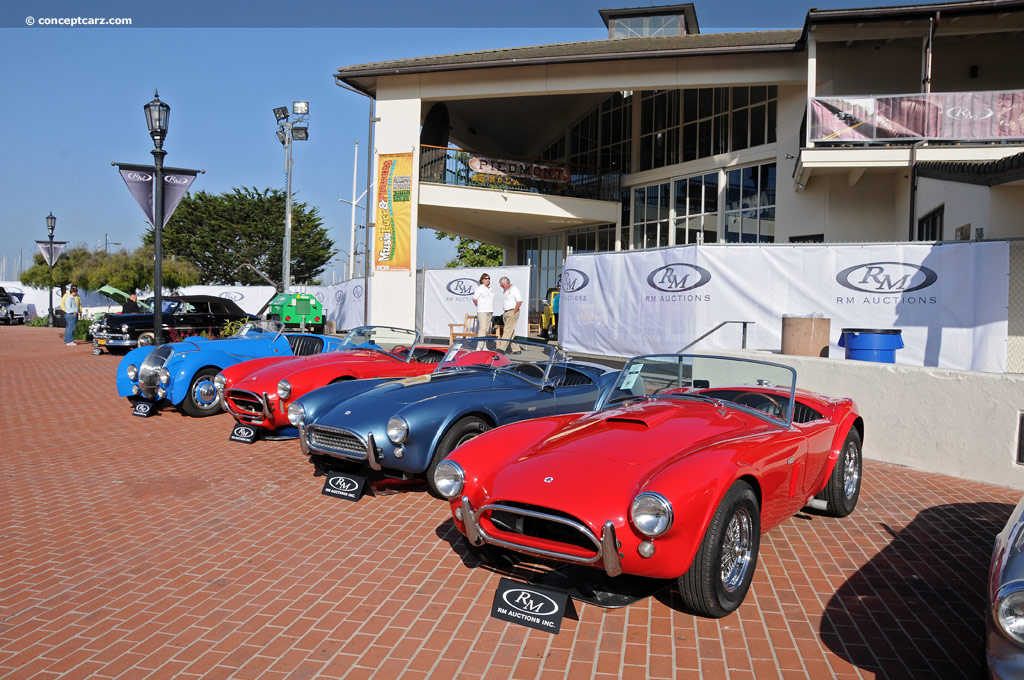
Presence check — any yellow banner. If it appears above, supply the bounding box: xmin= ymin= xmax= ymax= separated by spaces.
xmin=374 ymin=152 xmax=413 ymax=271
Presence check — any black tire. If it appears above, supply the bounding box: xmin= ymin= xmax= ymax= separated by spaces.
xmin=677 ymin=480 xmax=760 ymax=618
xmin=816 ymin=428 xmax=862 ymax=518
xmin=426 ymin=416 xmax=489 ymax=499
xmin=181 ymin=367 xmax=222 ymax=417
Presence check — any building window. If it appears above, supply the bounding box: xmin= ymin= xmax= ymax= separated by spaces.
xmin=724 ymin=163 xmax=776 ymax=243
xmin=600 ymin=91 xmax=632 ymax=173
xmin=918 ymin=206 xmax=944 ymax=241
xmin=540 ymin=136 xmax=565 ymax=162
xmin=567 ymin=224 xmax=616 ymax=254
xmin=677 ymin=86 xmax=778 ymax=163
xmin=790 ymin=234 xmax=824 ymax=243
xmin=611 ymin=14 xmax=684 ymax=39
xmin=632 ymin=183 xmax=671 ymax=249
xmin=639 ymin=90 xmax=680 ymax=171
xmin=674 ymin=172 xmax=719 ymax=244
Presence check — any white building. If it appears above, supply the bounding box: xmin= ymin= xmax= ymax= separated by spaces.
xmin=334 ymin=0 xmax=1024 ymax=328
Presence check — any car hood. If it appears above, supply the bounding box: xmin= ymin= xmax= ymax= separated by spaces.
xmin=239 ymin=349 xmax=399 ymax=384
xmin=478 ymin=400 xmax=771 ymax=508
xmin=314 ymin=368 xmax=516 ymax=422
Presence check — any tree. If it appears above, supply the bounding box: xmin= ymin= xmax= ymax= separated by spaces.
xmin=147 ymin=187 xmax=335 ymax=285
xmin=19 ymin=245 xmax=200 ymax=294
xmin=433 ymin=232 xmax=504 ymax=268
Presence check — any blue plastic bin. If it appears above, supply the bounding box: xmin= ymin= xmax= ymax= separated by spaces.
xmin=837 ymin=328 xmax=903 ymax=363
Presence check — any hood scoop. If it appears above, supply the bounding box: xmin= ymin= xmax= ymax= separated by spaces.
xmin=605 ymin=416 xmax=650 ymax=428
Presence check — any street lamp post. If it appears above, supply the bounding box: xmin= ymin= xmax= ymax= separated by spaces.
xmin=104 ymin=234 xmax=121 ymax=253
xmin=274 ymin=102 xmax=309 ymax=293
xmin=45 ymin=212 xmax=56 ymax=327
xmin=144 ymin=90 xmax=170 ymax=345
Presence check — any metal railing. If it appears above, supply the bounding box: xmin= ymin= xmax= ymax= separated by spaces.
xmin=420 ymin=145 xmax=621 ymax=201
xmin=809 ymin=89 xmax=1024 ymax=144
xmin=678 ymin=321 xmax=754 ymax=353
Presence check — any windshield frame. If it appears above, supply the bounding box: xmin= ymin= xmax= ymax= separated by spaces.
xmin=434 ymin=336 xmax=565 ymax=386
xmin=235 ymin=319 xmax=285 ymax=342
xmin=337 ymin=325 xmax=421 ymax=362
xmin=597 ymin=353 xmax=797 ymax=428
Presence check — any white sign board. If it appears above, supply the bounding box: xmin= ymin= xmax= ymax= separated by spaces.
xmin=561 ymin=242 xmax=1009 ymax=372
xmin=421 ymin=266 xmax=531 ymax=339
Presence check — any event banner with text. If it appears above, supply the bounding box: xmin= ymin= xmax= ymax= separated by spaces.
xmin=560 ymin=242 xmax=1008 ymax=372
xmin=421 ymin=266 xmax=531 ymax=339
xmin=374 ymin=153 xmax=413 ymax=271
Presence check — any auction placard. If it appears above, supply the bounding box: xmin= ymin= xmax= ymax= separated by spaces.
xmin=132 ymin=402 xmax=156 ymax=418
xmin=490 ymin=578 xmax=569 ymax=634
xmin=320 ymin=470 xmax=367 ymax=502
xmin=374 ymin=152 xmax=413 ymax=272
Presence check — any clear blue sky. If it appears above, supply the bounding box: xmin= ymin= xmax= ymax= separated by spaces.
xmin=0 ymin=0 xmax=941 ymax=283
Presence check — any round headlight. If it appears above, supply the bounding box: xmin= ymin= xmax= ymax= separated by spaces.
xmin=214 ymin=373 xmax=226 ymax=390
xmin=996 ymin=583 xmax=1024 ymax=645
xmin=158 ymin=368 xmax=170 ymax=385
xmin=277 ymin=379 xmax=292 ymax=400
xmin=121 ymin=324 xmax=129 ymax=333
xmin=433 ymin=460 xmax=465 ymax=499
xmin=287 ymin=402 xmax=305 ymax=427
xmin=630 ymin=492 xmax=673 ymax=537
xmin=387 ymin=416 xmax=409 ymax=444
xmin=126 ymin=364 xmax=138 ymax=380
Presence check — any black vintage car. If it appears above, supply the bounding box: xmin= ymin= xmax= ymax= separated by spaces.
xmin=90 ymin=295 xmax=258 ymax=353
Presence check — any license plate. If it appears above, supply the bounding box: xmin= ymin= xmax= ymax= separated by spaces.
xmin=97 ymin=338 xmax=106 ymax=345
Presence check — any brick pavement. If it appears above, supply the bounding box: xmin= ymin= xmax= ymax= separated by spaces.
xmin=0 ymin=325 xmax=1019 ymax=679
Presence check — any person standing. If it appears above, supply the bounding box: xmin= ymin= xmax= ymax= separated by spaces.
xmin=61 ymin=284 xmax=82 ymax=346
xmin=471 ymin=274 xmax=494 ymax=337
xmin=121 ymin=293 xmax=140 ymax=314
xmin=498 ymin=276 xmax=523 ymax=353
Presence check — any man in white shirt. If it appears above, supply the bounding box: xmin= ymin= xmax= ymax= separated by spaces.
xmin=471 ymin=273 xmax=494 ymax=337
xmin=498 ymin=276 xmax=522 ymax=353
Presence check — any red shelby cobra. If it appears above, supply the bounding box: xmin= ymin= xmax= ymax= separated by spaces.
xmin=217 ymin=326 xmax=447 ymax=436
xmin=435 ymin=353 xmax=863 ymax=618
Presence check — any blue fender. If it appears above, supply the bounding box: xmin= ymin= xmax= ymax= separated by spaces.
xmin=165 ymin=348 xmax=242 ymax=405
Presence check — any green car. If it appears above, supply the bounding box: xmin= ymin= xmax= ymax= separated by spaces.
xmin=267 ymin=292 xmax=325 ymax=333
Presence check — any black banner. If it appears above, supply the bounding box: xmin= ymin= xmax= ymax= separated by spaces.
xmin=116 ymin=163 xmax=200 ymax=228
xmin=229 ymin=423 xmax=259 ymax=444
xmin=321 ymin=471 xmax=367 ymax=502
xmin=132 ymin=401 xmax=156 ymax=417
xmin=490 ymin=578 xmax=569 ymax=634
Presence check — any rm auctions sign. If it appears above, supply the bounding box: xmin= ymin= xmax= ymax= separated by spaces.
xmin=561 ymin=242 xmax=1008 ymax=372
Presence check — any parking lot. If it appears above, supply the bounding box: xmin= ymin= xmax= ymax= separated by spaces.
xmin=1 ymin=325 xmax=1020 ymax=679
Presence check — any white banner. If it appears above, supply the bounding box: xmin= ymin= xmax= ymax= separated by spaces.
xmin=422 ymin=266 xmax=531 ymax=339
xmin=561 ymin=242 xmax=1009 ymax=372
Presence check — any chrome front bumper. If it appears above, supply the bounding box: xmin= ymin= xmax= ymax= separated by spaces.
xmin=92 ymin=332 xmax=136 ymax=348
xmin=224 ymin=388 xmax=273 ymax=423
xmin=459 ymin=496 xmax=623 ymax=577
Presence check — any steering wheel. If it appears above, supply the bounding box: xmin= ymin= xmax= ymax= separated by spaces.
xmin=391 ymin=345 xmax=409 ymax=358
xmin=732 ymin=392 xmax=785 ymax=417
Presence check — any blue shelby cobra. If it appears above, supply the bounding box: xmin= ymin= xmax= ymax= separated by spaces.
xmin=289 ymin=337 xmax=620 ymax=497
xmin=116 ymin=320 xmax=344 ymax=417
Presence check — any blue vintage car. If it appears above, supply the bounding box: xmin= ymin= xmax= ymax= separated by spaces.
xmin=288 ymin=337 xmax=619 ymax=497
xmin=116 ymin=320 xmax=343 ymax=417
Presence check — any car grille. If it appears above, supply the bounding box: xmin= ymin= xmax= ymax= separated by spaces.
xmin=308 ymin=426 xmax=365 ymax=457
xmin=138 ymin=345 xmax=174 ymax=398
xmin=226 ymin=390 xmax=264 ymax=417
xmin=484 ymin=502 xmax=599 ymax=554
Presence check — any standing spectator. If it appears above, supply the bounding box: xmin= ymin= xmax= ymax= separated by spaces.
xmin=61 ymin=284 xmax=82 ymax=346
xmin=498 ymin=276 xmax=522 ymax=353
xmin=471 ymin=274 xmax=493 ymax=337
xmin=122 ymin=293 xmax=140 ymax=314
xmin=552 ymin=280 xmax=560 ymax=335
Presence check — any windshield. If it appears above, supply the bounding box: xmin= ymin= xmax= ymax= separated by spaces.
xmin=161 ymin=299 xmax=182 ymax=314
xmin=339 ymin=326 xmax=419 ymax=360
xmin=236 ymin=319 xmax=284 ymax=339
xmin=598 ymin=354 xmax=797 ymax=426
xmin=436 ymin=337 xmax=565 ymax=384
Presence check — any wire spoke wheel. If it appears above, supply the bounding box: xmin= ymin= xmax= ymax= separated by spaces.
xmin=720 ymin=506 xmax=754 ymax=592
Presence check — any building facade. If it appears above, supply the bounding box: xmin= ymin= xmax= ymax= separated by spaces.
xmin=335 ymin=0 xmax=1024 ymax=327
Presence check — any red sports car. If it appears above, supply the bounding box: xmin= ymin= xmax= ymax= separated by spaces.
xmin=434 ymin=353 xmax=863 ymax=618
xmin=217 ymin=326 xmax=447 ymax=437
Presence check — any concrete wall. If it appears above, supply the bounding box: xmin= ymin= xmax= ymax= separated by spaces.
xmin=990 ymin=186 xmax=1024 ymax=240
xmin=735 ymin=349 xmax=1024 ymax=491
xmin=915 ymin=178 xmax=989 ymax=240
xmin=369 ymin=86 xmax=421 ymax=329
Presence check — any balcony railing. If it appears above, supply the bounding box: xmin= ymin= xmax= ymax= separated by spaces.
xmin=809 ymin=89 xmax=1024 ymax=144
xmin=420 ymin=145 xmax=621 ymax=202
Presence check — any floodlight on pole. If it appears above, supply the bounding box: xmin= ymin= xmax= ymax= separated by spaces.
xmin=273 ymin=101 xmax=309 ymax=293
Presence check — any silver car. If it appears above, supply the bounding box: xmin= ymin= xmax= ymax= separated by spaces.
xmin=988 ymin=494 xmax=1024 ymax=679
